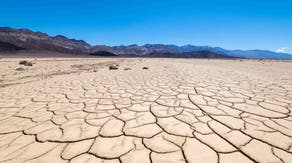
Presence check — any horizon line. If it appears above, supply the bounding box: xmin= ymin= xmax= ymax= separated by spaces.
xmin=1 ymin=26 xmax=291 ymax=55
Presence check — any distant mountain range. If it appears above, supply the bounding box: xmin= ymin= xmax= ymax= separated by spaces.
xmin=0 ymin=27 xmax=91 ymax=54
xmin=1 ymin=27 xmax=292 ymax=59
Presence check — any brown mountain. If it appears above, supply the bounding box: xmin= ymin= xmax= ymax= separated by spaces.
xmin=0 ymin=27 xmax=91 ymax=54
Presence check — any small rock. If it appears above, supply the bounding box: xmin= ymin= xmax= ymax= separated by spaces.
xmin=143 ymin=67 xmax=149 ymax=70
xmin=19 ymin=60 xmax=33 ymax=66
xmin=124 ymin=68 xmax=131 ymax=71
xmin=26 ymin=62 xmax=33 ymax=66
xmin=109 ymin=65 xmax=118 ymax=70
xmin=19 ymin=60 xmax=28 ymax=65
xmin=93 ymin=70 xmax=97 ymax=72
xmin=16 ymin=67 xmax=26 ymax=71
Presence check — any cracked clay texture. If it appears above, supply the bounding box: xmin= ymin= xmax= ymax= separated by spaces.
xmin=0 ymin=58 xmax=292 ymax=163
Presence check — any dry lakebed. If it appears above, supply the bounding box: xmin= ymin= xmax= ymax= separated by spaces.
xmin=0 ymin=58 xmax=292 ymax=163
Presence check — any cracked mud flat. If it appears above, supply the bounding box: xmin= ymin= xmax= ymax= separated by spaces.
xmin=0 ymin=58 xmax=292 ymax=163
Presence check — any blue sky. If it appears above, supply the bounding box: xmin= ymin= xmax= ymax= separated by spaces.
xmin=1 ymin=0 xmax=292 ymax=53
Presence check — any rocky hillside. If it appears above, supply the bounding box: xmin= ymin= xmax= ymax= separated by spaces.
xmin=0 ymin=27 xmax=91 ymax=54
xmin=0 ymin=41 xmax=25 ymax=51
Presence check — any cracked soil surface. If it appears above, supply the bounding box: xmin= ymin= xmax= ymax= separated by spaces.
xmin=0 ymin=58 xmax=292 ymax=163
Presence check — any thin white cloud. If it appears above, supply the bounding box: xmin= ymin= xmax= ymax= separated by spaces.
xmin=275 ymin=47 xmax=289 ymax=53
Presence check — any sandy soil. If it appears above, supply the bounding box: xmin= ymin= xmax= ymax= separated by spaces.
xmin=0 ymin=58 xmax=292 ymax=163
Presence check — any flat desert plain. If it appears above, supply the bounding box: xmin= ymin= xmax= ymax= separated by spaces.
xmin=0 ymin=58 xmax=292 ymax=163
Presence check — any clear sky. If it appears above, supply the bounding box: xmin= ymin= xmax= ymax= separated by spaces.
xmin=1 ymin=0 xmax=292 ymax=53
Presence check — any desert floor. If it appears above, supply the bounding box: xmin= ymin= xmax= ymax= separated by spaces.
xmin=0 ymin=58 xmax=292 ymax=163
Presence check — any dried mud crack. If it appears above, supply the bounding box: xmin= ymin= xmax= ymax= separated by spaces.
xmin=0 ymin=58 xmax=292 ymax=163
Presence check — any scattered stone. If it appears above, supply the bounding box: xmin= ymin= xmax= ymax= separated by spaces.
xmin=93 ymin=70 xmax=97 ymax=72
xmin=19 ymin=60 xmax=33 ymax=66
xmin=143 ymin=67 xmax=149 ymax=70
xmin=124 ymin=68 xmax=131 ymax=71
xmin=19 ymin=60 xmax=28 ymax=65
xmin=109 ymin=65 xmax=118 ymax=70
xmin=16 ymin=67 xmax=26 ymax=71
xmin=26 ymin=62 xmax=33 ymax=66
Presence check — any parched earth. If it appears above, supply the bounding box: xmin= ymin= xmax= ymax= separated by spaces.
xmin=0 ymin=58 xmax=292 ymax=163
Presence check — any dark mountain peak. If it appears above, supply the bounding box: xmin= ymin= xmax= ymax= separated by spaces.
xmin=54 ymin=35 xmax=68 ymax=39
xmin=0 ymin=27 xmax=22 ymax=32
xmin=128 ymin=44 xmax=139 ymax=47
xmin=143 ymin=44 xmax=176 ymax=48
xmin=180 ymin=44 xmax=194 ymax=47
xmin=53 ymin=35 xmax=87 ymax=44
xmin=0 ymin=27 xmax=48 ymax=37
xmin=18 ymin=28 xmax=33 ymax=33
